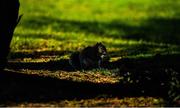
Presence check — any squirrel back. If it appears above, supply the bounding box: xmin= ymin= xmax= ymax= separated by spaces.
xmin=69 ymin=51 xmax=81 ymax=70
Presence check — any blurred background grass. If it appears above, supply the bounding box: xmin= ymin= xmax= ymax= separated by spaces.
xmin=11 ymin=0 xmax=180 ymax=58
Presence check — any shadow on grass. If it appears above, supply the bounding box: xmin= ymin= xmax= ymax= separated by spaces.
xmin=1 ymin=53 xmax=179 ymax=106
xmin=7 ymin=58 xmax=73 ymax=71
xmin=0 ymin=69 xmax=120 ymax=104
xmin=9 ymin=50 xmax=72 ymax=59
xmin=8 ymin=51 xmax=180 ymax=71
xmin=0 ymin=69 xmax=162 ymax=106
xmin=20 ymin=16 xmax=180 ymax=44
xmin=14 ymin=33 xmax=66 ymax=42
xmin=8 ymin=50 xmax=73 ymax=71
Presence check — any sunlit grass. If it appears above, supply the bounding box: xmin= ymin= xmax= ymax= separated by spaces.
xmin=10 ymin=0 xmax=180 ymax=60
xmin=13 ymin=0 xmax=180 ymax=59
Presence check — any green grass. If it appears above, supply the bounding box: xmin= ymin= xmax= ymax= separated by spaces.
xmin=11 ymin=0 xmax=180 ymax=58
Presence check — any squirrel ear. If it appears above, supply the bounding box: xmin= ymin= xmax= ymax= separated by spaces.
xmin=96 ymin=42 xmax=102 ymax=44
xmin=95 ymin=42 xmax=102 ymax=46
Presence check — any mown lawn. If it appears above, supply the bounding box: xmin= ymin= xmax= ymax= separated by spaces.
xmin=12 ymin=0 xmax=180 ymax=55
xmin=2 ymin=0 xmax=180 ymax=107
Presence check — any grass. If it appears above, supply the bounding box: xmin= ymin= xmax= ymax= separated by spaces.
xmin=3 ymin=0 xmax=180 ymax=107
xmin=12 ymin=0 xmax=180 ymax=55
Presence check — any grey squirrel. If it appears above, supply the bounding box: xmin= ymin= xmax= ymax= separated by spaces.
xmin=69 ymin=42 xmax=110 ymax=70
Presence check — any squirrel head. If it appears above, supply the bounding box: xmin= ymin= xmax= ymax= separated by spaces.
xmin=94 ymin=42 xmax=110 ymax=61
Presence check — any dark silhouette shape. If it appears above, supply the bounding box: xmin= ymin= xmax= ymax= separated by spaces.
xmin=69 ymin=42 xmax=110 ymax=70
xmin=0 ymin=0 xmax=21 ymax=70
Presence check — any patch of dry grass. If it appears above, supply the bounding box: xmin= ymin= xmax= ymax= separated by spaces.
xmin=10 ymin=69 xmax=120 ymax=84
xmin=11 ymin=97 xmax=163 ymax=107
